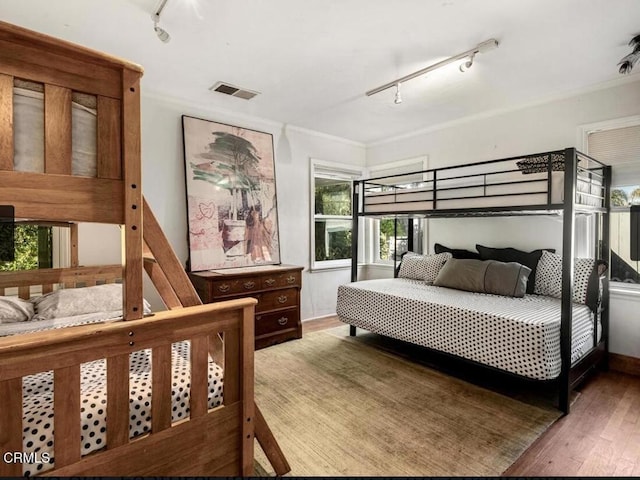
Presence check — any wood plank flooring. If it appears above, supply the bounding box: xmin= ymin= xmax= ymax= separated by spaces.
xmin=302 ymin=316 xmax=640 ymax=477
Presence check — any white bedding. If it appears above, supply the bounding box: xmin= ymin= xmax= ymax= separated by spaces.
xmin=1 ymin=313 xmax=224 ymax=476
xmin=337 ymin=278 xmax=597 ymax=381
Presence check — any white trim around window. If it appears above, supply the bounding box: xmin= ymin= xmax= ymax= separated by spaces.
xmin=310 ymin=159 xmax=364 ymax=271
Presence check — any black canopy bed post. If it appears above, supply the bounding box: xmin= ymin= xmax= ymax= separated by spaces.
xmin=600 ymin=165 xmax=612 ymax=370
xmin=350 ymin=179 xmax=361 ymax=337
xmin=559 ymin=147 xmax=578 ymax=414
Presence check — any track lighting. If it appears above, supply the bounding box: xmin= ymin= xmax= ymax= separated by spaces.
xmin=366 ymin=38 xmax=499 ymax=102
xmin=394 ymin=83 xmax=402 ymax=104
xmin=152 ymin=0 xmax=171 ymax=43
xmin=459 ymin=53 xmax=475 ymax=72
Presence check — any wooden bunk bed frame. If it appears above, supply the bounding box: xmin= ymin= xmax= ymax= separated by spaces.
xmin=0 ymin=21 xmax=289 ymax=476
xmin=348 ymin=148 xmax=611 ymax=414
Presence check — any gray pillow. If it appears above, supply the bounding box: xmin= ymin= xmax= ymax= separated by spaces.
xmin=0 ymin=296 xmax=35 ymax=323
xmin=434 ymin=258 xmax=532 ymax=298
xmin=31 ymin=283 xmax=151 ymax=321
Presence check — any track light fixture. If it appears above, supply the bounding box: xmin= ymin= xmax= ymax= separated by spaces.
xmin=459 ymin=52 xmax=475 ymax=72
xmin=152 ymin=0 xmax=171 ymax=43
xmin=366 ymin=38 xmax=499 ymax=101
xmin=394 ymin=83 xmax=402 ymax=104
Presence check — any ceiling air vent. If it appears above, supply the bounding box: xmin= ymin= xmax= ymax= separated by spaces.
xmin=209 ymin=82 xmax=259 ymax=100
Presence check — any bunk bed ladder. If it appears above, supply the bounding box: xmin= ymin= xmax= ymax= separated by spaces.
xmin=141 ymin=197 xmax=291 ymax=476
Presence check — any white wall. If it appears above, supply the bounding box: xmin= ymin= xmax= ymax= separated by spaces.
xmin=137 ymin=94 xmax=366 ymax=317
xmin=366 ymin=79 xmax=640 ymax=359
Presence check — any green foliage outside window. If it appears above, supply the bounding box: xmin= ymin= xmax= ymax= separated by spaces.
xmin=379 ymin=218 xmax=407 ymax=261
xmin=314 ymin=179 xmax=352 ymax=262
xmin=0 ymin=225 xmax=52 ymax=271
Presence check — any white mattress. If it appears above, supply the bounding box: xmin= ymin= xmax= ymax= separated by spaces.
xmin=1 ymin=314 xmax=224 ymax=476
xmin=336 ymin=278 xmax=597 ymax=381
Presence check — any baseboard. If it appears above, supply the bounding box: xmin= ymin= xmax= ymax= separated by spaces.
xmin=609 ymin=353 xmax=640 ymax=377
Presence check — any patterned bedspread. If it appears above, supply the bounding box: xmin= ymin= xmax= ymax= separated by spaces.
xmin=337 ymin=278 xmax=596 ymax=381
xmin=3 ymin=315 xmax=224 ymax=476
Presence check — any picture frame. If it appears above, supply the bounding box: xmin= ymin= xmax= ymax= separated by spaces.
xmin=182 ymin=115 xmax=281 ymax=271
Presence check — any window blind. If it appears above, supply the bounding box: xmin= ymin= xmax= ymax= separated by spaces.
xmin=588 ymin=124 xmax=640 ymax=186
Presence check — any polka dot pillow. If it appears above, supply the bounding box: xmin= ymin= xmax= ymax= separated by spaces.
xmin=534 ymin=250 xmax=595 ymax=304
xmin=398 ymin=252 xmax=452 ymax=284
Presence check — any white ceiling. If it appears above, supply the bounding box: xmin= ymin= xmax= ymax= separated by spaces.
xmin=2 ymin=0 xmax=640 ymax=144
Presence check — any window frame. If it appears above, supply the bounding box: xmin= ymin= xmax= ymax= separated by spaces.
xmin=310 ymin=159 xmax=363 ymax=271
xmin=580 ymin=115 xmax=640 ymax=291
xmin=366 ymin=156 xmax=428 ymax=265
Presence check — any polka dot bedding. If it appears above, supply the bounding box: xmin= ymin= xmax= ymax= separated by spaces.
xmin=20 ymin=341 xmax=223 ymax=476
xmin=337 ymin=278 xmax=597 ymax=381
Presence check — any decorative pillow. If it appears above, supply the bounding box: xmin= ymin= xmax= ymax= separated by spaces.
xmin=397 ymin=252 xmax=452 ymax=284
xmin=0 ymin=296 xmax=35 ymax=323
xmin=476 ymin=244 xmax=555 ymax=295
xmin=434 ymin=258 xmax=531 ymax=298
xmin=31 ymin=283 xmax=151 ymax=321
xmin=434 ymin=243 xmax=480 ymax=260
xmin=534 ymin=251 xmax=595 ymax=305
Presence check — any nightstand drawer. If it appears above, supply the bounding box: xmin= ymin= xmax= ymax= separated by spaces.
xmin=258 ymin=288 xmax=298 ymax=311
xmin=261 ymin=271 xmax=301 ymax=289
xmin=255 ymin=308 xmax=298 ymax=336
xmin=211 ymin=278 xmax=259 ymax=296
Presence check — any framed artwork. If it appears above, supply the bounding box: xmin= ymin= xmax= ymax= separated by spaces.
xmin=182 ymin=115 xmax=281 ymax=271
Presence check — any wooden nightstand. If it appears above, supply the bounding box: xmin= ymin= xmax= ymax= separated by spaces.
xmin=188 ymin=264 xmax=303 ymax=350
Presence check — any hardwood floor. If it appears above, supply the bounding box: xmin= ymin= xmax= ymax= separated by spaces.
xmin=302 ymin=316 xmax=640 ymax=477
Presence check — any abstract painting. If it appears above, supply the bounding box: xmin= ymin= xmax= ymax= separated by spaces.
xmin=182 ymin=115 xmax=280 ymax=271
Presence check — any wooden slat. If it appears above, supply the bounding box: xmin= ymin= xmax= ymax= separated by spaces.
xmin=0 ymin=171 xmax=124 ymax=224
xmin=0 ymin=301 xmax=254 ymax=380
xmin=255 ymin=405 xmax=291 ymax=476
xmin=97 ymin=96 xmax=122 ymax=179
xmin=240 ymin=304 xmax=255 ymax=476
xmin=42 ymin=283 xmax=53 ymax=294
xmin=42 ymin=403 xmax=243 ymax=476
xmin=0 ymin=20 xmax=142 ymax=76
xmin=143 ymin=254 xmax=181 ymax=310
xmin=223 ymin=328 xmax=240 ymax=406
xmin=0 ymin=378 xmax=23 ymax=477
xmin=190 ymin=336 xmax=209 ymax=419
xmin=0 ymin=73 xmax=13 ymax=170
xmin=18 ymin=285 xmax=29 ymax=299
xmin=54 ymin=365 xmax=81 ymax=467
xmin=0 ymin=36 xmax=123 ymax=99
xmin=70 ymin=223 xmax=79 ymax=267
xmin=0 ymin=264 xmax=121 ymax=289
xmin=44 ymin=84 xmax=72 ymax=174
xmin=143 ymin=197 xmax=202 ymax=307
xmin=122 ymin=69 xmax=143 ymax=320
xmin=106 ymin=354 xmax=129 ymax=448
xmin=151 ymin=344 xmax=172 ymax=433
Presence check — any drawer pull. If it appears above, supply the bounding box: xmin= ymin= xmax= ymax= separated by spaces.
xmin=265 ymin=278 xmax=276 ymax=286
xmin=243 ymin=281 xmax=256 ymax=289
xmin=286 ymin=275 xmax=296 ymax=284
xmin=277 ymin=317 xmax=288 ymax=326
xmin=218 ymin=284 xmax=230 ymax=293
xmin=277 ymin=295 xmax=288 ymax=304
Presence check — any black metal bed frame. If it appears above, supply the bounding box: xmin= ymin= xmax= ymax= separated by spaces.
xmin=347 ymin=147 xmax=611 ymax=414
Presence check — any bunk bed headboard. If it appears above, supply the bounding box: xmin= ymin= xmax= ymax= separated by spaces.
xmin=0 ymin=21 xmax=144 ymax=319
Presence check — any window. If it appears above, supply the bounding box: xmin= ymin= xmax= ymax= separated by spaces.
xmin=0 ymin=224 xmax=53 ymax=272
xmin=585 ymin=118 xmax=640 ymax=285
xmin=368 ymin=157 xmax=428 ymax=264
xmin=310 ymin=160 xmax=363 ymax=270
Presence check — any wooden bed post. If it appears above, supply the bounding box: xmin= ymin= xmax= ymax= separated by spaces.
xmin=122 ymin=70 xmax=144 ymax=320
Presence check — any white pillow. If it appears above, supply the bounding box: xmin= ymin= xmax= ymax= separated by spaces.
xmin=398 ymin=252 xmax=452 ymax=284
xmin=534 ymin=251 xmax=594 ymax=305
xmin=31 ymin=283 xmax=151 ymax=321
xmin=0 ymin=296 xmax=35 ymax=323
